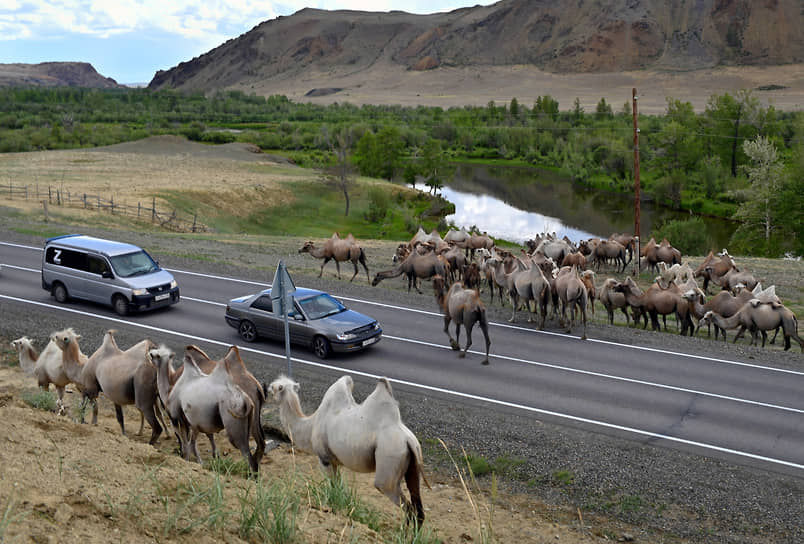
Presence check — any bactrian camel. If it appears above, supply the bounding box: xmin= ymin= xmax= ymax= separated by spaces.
xmin=158 ymin=345 xmax=258 ymax=473
xmin=553 ymin=265 xmax=589 ymax=340
xmin=432 ymin=275 xmax=491 ymax=365
xmin=372 ymin=251 xmax=445 ymax=293
xmin=699 ymin=303 xmax=804 ymax=352
xmin=269 ymin=374 xmax=428 ymax=525
xmin=299 ymin=232 xmax=370 ymax=283
xmin=11 ymin=334 xmax=79 ymax=416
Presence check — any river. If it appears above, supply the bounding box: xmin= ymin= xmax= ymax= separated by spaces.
xmin=441 ymin=163 xmax=736 ymax=248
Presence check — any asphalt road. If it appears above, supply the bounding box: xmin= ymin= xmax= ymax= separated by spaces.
xmin=2 ymin=240 xmax=803 ymax=479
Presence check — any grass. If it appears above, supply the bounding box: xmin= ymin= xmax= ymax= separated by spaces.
xmin=21 ymin=388 xmax=58 ymax=412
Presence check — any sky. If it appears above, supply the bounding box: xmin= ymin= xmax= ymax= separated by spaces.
xmin=0 ymin=1 xmax=495 ymax=85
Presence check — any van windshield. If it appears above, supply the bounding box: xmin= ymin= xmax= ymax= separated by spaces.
xmin=110 ymin=251 xmax=158 ymax=278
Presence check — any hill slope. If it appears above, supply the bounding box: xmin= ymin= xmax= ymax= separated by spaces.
xmin=0 ymin=62 xmax=123 ymax=88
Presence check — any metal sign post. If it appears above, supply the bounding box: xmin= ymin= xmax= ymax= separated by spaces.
xmin=271 ymin=260 xmax=296 ymax=378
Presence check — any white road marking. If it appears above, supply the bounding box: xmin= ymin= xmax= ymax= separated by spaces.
xmin=1 ymin=292 xmax=801 ymax=472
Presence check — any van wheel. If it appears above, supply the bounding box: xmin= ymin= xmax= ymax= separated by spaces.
xmin=113 ymin=295 xmax=129 ymax=316
xmin=53 ymin=283 xmax=69 ymax=303
xmin=312 ymin=336 xmax=331 ymax=359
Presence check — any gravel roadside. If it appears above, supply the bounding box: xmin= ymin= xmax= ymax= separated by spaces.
xmin=1 ymin=214 xmax=802 ymax=543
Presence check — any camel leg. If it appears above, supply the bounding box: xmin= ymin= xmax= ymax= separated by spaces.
xmin=479 ymin=315 xmax=491 ymax=365
xmin=55 ymin=386 xmax=66 ymax=416
xmin=508 ymin=293 xmax=518 ymax=322
xmin=444 ymin=315 xmax=458 ymax=350
xmin=769 ymin=326 xmax=780 ymax=345
xmin=349 ymin=260 xmax=359 ymax=282
xmin=318 ymin=257 xmax=330 ymax=278
xmin=207 ymin=434 xmax=218 ymax=458
xmin=334 ymin=260 xmax=342 ymax=280
xmin=454 ymin=321 xmax=464 ymax=356
xmin=114 ymin=404 xmax=126 ymax=436
xmin=461 ymin=322 xmax=473 ymax=359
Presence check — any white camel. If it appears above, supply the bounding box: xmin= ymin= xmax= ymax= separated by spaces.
xmin=158 ymin=346 xmax=258 ymax=474
xmin=11 ymin=335 xmax=77 ymax=415
xmin=268 ymin=374 xmax=428 ymax=525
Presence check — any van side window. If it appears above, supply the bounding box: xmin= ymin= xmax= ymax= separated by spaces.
xmin=87 ymin=256 xmax=110 ymax=276
xmin=250 ymin=295 xmax=273 ymax=312
xmin=45 ymin=247 xmax=88 ymax=272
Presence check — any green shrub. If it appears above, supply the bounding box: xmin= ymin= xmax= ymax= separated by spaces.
xmin=651 ymin=216 xmax=712 ymax=255
xmin=22 ymin=389 xmax=58 ymax=412
xmin=364 ymin=186 xmax=390 ymax=223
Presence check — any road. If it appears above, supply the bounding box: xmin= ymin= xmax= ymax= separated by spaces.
xmin=2 ymin=240 xmax=803 ymax=478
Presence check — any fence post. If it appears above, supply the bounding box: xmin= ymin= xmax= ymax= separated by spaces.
xmin=8 ymin=182 xmax=12 ymax=200
xmin=56 ymin=189 xmax=61 ymax=206
xmin=152 ymin=197 xmax=156 ymax=222
xmin=110 ymin=195 xmax=115 ymax=214
xmin=42 ymin=200 xmax=48 ymax=223
xmin=138 ymin=202 xmax=141 ymax=217
xmin=192 ymin=212 xmax=197 ymax=233
xmin=25 ymin=184 xmax=28 ymax=199
xmin=83 ymin=194 xmax=87 ymax=208
xmin=48 ymin=186 xmax=52 ymax=204
xmin=97 ymin=195 xmax=101 ymax=211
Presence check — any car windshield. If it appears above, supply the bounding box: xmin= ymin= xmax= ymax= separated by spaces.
xmin=110 ymin=250 xmax=158 ymax=278
xmin=298 ymin=293 xmax=345 ymax=320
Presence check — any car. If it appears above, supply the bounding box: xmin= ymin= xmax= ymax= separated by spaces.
xmin=224 ymin=287 xmax=381 ymax=358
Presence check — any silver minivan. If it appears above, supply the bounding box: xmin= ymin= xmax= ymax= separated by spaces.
xmin=41 ymin=234 xmax=180 ymax=316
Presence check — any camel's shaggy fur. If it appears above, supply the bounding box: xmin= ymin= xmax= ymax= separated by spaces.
xmin=299 ymin=232 xmax=370 ymax=283
xmin=433 ymin=275 xmax=492 ymax=364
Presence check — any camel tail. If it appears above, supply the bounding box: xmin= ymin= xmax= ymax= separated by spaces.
xmin=405 ymin=440 xmax=428 ymax=525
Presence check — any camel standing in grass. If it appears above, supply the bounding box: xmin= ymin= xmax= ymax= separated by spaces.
xmin=269 ymin=374 xmax=428 ymax=525
xmin=11 ymin=335 xmax=78 ymax=415
xmin=62 ymin=329 xmax=163 ymax=444
xmin=299 ymin=232 xmax=370 ymax=283
xmin=162 ymin=346 xmax=258 ymax=473
xmin=433 ymin=275 xmax=491 ymax=364
xmin=553 ymin=265 xmax=589 ymax=339
xmin=598 ymin=278 xmax=630 ymax=325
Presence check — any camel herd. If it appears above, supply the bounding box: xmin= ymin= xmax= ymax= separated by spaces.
xmin=301 ymin=227 xmax=802 ymax=358
xmin=11 ymin=331 xmax=428 ymax=524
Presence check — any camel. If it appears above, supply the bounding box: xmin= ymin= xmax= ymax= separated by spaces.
xmin=552 ymin=265 xmax=589 ymax=339
xmin=642 ymin=238 xmax=682 ymax=274
xmin=534 ymin=238 xmax=573 ymax=265
xmin=372 ymin=251 xmax=445 ymax=293
xmin=598 ymin=278 xmax=630 ymax=325
xmin=60 ymin=329 xmax=163 ymax=444
xmin=712 ymin=266 xmax=759 ymax=294
xmin=496 ymin=257 xmax=551 ymax=327
xmin=11 ymin=334 xmax=78 ymax=416
xmin=162 ymin=346 xmax=258 ymax=473
xmin=444 ymin=226 xmax=470 ymax=248
xmin=268 ymin=374 xmax=428 ymax=524
xmin=615 ymin=277 xmax=692 ymax=335
xmin=561 ymin=251 xmax=586 ymax=269
xmin=592 ymin=239 xmax=627 ymax=273
xmin=609 ymin=233 xmax=636 ymax=264
xmin=433 ymin=275 xmax=491 ymax=364
xmin=580 ymin=270 xmax=596 ymax=317
xmin=683 ymin=285 xmax=759 ymax=340
xmin=465 ymin=232 xmax=494 ymax=260
xmin=694 ymin=250 xmax=737 ymax=293
xmin=699 ymin=303 xmax=804 ymax=352
xmin=183 ymin=345 xmax=267 ymax=466
xmin=299 ymin=232 xmax=370 ymax=283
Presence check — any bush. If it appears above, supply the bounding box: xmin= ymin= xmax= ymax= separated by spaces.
xmin=364 ymin=186 xmax=390 ymax=223
xmin=651 ymin=217 xmax=712 ymax=255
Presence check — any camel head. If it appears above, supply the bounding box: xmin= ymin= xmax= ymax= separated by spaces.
xmin=298 ymin=241 xmax=315 ymax=254
xmin=148 ymin=344 xmax=174 ymax=369
xmin=50 ymin=328 xmax=79 ymax=349
xmin=10 ymin=336 xmax=33 ymax=353
xmin=268 ymin=375 xmax=299 ymax=401
xmin=700 ymin=310 xmax=715 ymax=325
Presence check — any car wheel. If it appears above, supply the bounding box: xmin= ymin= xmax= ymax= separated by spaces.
xmin=113 ymin=295 xmax=129 ymax=316
xmin=312 ymin=336 xmax=331 ymax=359
xmin=238 ymin=320 xmax=257 ymax=343
xmin=53 ymin=283 xmax=69 ymax=303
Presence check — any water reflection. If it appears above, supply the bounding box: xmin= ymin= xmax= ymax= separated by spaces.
xmin=441 ymin=163 xmax=736 ymax=248
xmin=441 ymin=187 xmax=596 ymax=244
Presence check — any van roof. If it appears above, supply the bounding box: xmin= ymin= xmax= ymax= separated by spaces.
xmin=45 ymin=234 xmax=143 ymax=257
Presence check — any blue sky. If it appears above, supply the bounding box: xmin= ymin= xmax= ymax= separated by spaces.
xmin=0 ymin=1 xmax=494 ymax=84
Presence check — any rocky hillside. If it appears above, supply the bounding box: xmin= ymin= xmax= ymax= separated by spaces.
xmin=149 ymin=0 xmax=803 ymax=92
xmin=0 ymin=62 xmax=123 ymax=88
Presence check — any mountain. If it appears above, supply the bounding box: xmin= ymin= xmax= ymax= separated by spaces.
xmin=0 ymin=62 xmax=123 ymax=88
xmin=148 ymin=0 xmax=803 ymax=94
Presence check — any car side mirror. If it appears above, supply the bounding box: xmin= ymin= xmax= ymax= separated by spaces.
xmin=102 ymin=270 xmax=114 ymax=279
xmin=292 ymin=314 xmax=304 ymax=321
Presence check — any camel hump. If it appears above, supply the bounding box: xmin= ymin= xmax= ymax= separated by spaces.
xmin=223 ymin=345 xmax=246 ymax=371
xmin=377 ymin=377 xmax=394 ymax=397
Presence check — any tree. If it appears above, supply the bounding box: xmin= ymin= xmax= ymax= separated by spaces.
xmin=352 ymin=126 xmax=405 ymax=180
xmin=419 ymin=138 xmax=451 ymax=195
xmin=321 ymin=126 xmax=355 ymax=216
xmin=704 ymin=90 xmax=761 ymax=177
xmin=595 ymin=97 xmax=613 ymax=119
xmin=731 ymin=136 xmax=785 ymax=254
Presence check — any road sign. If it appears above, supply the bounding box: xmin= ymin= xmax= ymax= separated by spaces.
xmin=271 ymin=260 xmax=296 ymax=377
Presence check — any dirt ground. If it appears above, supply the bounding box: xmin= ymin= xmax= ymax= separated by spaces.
xmin=245 ymin=63 xmax=804 ymax=114
xmin=0 ymin=361 xmax=645 ymax=544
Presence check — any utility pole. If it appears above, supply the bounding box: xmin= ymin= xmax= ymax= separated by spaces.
xmin=632 ymin=88 xmax=641 ymax=275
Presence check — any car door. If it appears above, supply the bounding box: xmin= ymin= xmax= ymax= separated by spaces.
xmin=287 ymin=299 xmax=315 ymax=347
xmin=84 ymin=255 xmax=116 ymax=304
xmin=248 ymin=295 xmax=281 ymax=340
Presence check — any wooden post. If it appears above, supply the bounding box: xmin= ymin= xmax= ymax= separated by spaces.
xmin=83 ymin=194 xmax=87 ymax=208
xmin=42 ymin=200 xmax=49 ymax=222
xmin=632 ymin=87 xmax=641 ymax=276
xmin=152 ymin=197 xmax=156 ymax=222
xmin=192 ymin=212 xmax=197 ymax=233
xmin=110 ymin=195 xmax=115 ymax=214
xmin=48 ymin=186 xmax=52 ymax=203
xmin=8 ymin=182 xmax=12 ymax=200
xmin=56 ymin=189 xmax=61 ymax=206
xmin=97 ymin=195 xmax=101 ymax=211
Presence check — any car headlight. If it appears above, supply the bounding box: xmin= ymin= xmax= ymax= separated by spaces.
xmin=373 ymin=322 xmax=380 ymax=330
xmin=132 ymin=288 xmax=147 ymax=296
xmin=336 ymin=332 xmax=357 ymax=341
xmin=170 ymin=280 xmax=178 ymax=289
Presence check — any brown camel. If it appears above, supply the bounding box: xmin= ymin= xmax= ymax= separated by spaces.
xmin=299 ymin=232 xmax=370 ymax=283
xmin=501 ymin=258 xmax=551 ymax=327
xmin=609 ymin=233 xmax=636 ymax=265
xmin=615 ymin=277 xmax=693 ymax=335
xmin=683 ymin=286 xmax=758 ymax=340
xmin=561 ymin=251 xmax=586 ymax=269
xmin=712 ymin=267 xmax=759 ymax=294
xmin=372 ymin=251 xmax=445 ymax=293
xmin=699 ymin=303 xmax=804 ymax=352
xmin=694 ymin=250 xmax=737 ymax=293
xmin=552 ymin=265 xmax=589 ymax=339
xmin=598 ymin=278 xmax=630 ymax=325
xmin=433 ymin=275 xmax=491 ymax=364
xmin=642 ymin=238 xmax=682 ymax=274
xmin=592 ymin=239 xmax=628 ymax=273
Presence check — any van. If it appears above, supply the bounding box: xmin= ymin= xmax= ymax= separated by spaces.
xmin=41 ymin=234 xmax=180 ymax=316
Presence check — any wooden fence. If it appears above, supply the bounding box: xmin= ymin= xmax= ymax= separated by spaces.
xmin=0 ymin=182 xmax=207 ymax=233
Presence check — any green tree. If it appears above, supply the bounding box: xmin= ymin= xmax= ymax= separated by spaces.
xmin=704 ymin=90 xmax=761 ymax=177
xmin=595 ymin=97 xmax=613 ymax=119
xmin=419 ymin=138 xmax=451 ymax=195
xmin=731 ymin=136 xmax=786 ymax=254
